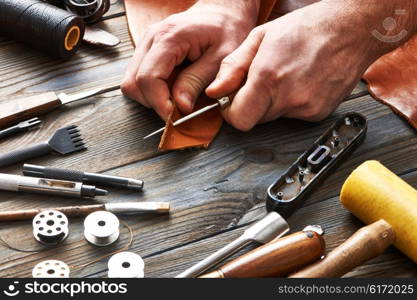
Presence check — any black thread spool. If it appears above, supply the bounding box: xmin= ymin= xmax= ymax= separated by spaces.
xmin=0 ymin=0 xmax=85 ymax=58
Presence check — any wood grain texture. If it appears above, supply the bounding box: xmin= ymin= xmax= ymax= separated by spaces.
xmin=0 ymin=2 xmax=415 ymax=279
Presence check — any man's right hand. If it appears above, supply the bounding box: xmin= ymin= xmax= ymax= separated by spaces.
xmin=121 ymin=0 xmax=260 ymax=121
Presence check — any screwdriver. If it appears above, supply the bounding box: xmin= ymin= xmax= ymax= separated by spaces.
xmin=143 ymin=96 xmax=230 ymax=140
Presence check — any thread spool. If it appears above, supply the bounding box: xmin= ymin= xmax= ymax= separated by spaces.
xmin=0 ymin=0 xmax=85 ymax=58
xmin=32 ymin=260 xmax=70 ymax=278
xmin=32 ymin=210 xmax=69 ymax=245
xmin=84 ymin=211 xmax=120 ymax=246
xmin=341 ymin=160 xmax=417 ymax=263
xmin=108 ymin=252 xmax=145 ymax=278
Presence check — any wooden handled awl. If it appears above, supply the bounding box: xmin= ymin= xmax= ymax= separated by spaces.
xmin=0 ymin=85 xmax=120 ymax=129
xmin=0 ymin=202 xmax=170 ymax=222
xmin=199 ymin=225 xmax=325 ymax=278
xmin=289 ymin=220 xmax=395 ymax=278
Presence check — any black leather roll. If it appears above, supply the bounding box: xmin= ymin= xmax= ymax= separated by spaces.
xmin=0 ymin=0 xmax=85 ymax=58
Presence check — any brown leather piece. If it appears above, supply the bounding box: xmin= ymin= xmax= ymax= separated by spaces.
xmin=125 ymin=0 xmax=277 ymax=150
xmin=363 ymin=36 xmax=417 ymax=130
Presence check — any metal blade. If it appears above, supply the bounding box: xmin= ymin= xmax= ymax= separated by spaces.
xmin=58 ymin=85 xmax=120 ymax=105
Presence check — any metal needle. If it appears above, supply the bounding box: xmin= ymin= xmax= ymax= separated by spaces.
xmin=143 ymin=96 xmax=230 ymax=140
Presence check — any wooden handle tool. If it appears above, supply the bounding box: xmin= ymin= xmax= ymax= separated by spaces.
xmin=289 ymin=220 xmax=395 ymax=278
xmin=0 ymin=85 xmax=119 ymax=129
xmin=200 ymin=225 xmax=325 ymax=278
xmin=0 ymin=202 xmax=170 ymax=222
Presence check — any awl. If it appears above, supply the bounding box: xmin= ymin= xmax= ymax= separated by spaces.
xmin=0 ymin=202 xmax=170 ymax=222
xmin=143 ymin=96 xmax=230 ymax=140
xmin=0 ymin=85 xmax=120 ymax=129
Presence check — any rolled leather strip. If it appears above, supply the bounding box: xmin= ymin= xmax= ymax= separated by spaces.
xmin=364 ymin=36 xmax=417 ymax=130
xmin=125 ymin=0 xmax=278 ymax=150
xmin=0 ymin=0 xmax=85 ymax=58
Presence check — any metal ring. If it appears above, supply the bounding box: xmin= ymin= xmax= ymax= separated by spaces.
xmin=32 ymin=260 xmax=70 ymax=278
xmin=84 ymin=211 xmax=119 ymax=246
xmin=33 ymin=210 xmax=69 ymax=245
xmin=108 ymin=252 xmax=144 ymax=278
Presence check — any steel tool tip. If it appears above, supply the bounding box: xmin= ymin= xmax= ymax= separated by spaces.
xmin=143 ymin=127 xmax=165 ymax=140
xmin=96 ymin=188 xmax=109 ymax=196
xmin=128 ymin=179 xmax=144 ymax=190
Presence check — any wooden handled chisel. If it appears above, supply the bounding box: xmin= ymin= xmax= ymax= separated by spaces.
xmin=289 ymin=220 xmax=395 ymax=278
xmin=199 ymin=225 xmax=325 ymax=278
xmin=0 ymin=85 xmax=120 ymax=129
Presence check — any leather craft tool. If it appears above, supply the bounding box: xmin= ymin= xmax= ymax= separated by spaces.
xmin=32 ymin=260 xmax=70 ymax=278
xmin=0 ymin=118 xmax=42 ymax=140
xmin=108 ymin=252 xmax=145 ymax=278
xmin=267 ymin=112 xmax=367 ymax=217
xmin=33 ymin=210 xmax=69 ymax=245
xmin=23 ymin=164 xmax=144 ymax=190
xmin=47 ymin=0 xmax=120 ymax=47
xmin=0 ymin=173 xmax=107 ymax=198
xmin=199 ymin=225 xmax=325 ymax=278
xmin=176 ymin=212 xmax=290 ymax=278
xmin=289 ymin=220 xmax=395 ymax=278
xmin=0 ymin=85 xmax=119 ymax=129
xmin=0 ymin=125 xmax=86 ymax=167
xmin=0 ymin=0 xmax=85 ymax=58
xmin=0 ymin=202 xmax=170 ymax=222
xmin=341 ymin=160 xmax=417 ymax=263
xmin=84 ymin=211 xmax=120 ymax=246
xmin=143 ymin=96 xmax=230 ymax=140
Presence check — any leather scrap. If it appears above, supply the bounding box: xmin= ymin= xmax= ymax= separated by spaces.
xmin=363 ymin=36 xmax=417 ymax=130
xmin=124 ymin=0 xmax=278 ymax=151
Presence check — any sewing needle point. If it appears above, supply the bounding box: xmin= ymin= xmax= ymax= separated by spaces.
xmin=143 ymin=97 xmax=230 ymax=140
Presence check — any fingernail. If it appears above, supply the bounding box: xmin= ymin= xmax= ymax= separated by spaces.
xmin=179 ymin=91 xmax=194 ymax=110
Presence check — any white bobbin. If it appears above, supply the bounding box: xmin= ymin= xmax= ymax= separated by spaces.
xmin=84 ymin=211 xmax=120 ymax=246
xmin=32 ymin=210 xmax=69 ymax=245
xmin=108 ymin=252 xmax=144 ymax=278
xmin=32 ymin=260 xmax=70 ymax=278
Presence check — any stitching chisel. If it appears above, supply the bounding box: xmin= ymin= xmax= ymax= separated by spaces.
xmin=143 ymin=96 xmax=230 ymax=140
xmin=0 ymin=85 xmax=120 ymax=129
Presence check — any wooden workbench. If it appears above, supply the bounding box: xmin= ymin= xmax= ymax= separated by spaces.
xmin=0 ymin=1 xmax=416 ymax=278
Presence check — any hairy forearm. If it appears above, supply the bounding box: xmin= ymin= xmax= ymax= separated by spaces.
xmin=323 ymin=0 xmax=417 ymax=56
xmin=195 ymin=0 xmax=261 ymax=24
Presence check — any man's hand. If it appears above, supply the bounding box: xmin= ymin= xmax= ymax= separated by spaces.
xmin=206 ymin=0 xmax=417 ymax=131
xmin=121 ymin=0 xmax=260 ymax=121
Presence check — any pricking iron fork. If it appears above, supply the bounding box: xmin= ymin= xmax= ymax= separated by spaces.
xmin=0 ymin=118 xmax=42 ymax=140
xmin=0 ymin=125 xmax=86 ymax=167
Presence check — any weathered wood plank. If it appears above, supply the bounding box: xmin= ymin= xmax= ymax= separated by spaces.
xmin=1 ymin=96 xmax=416 ymax=278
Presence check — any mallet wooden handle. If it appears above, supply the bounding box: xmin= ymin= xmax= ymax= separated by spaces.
xmin=289 ymin=220 xmax=395 ymax=278
xmin=0 ymin=204 xmax=104 ymax=221
xmin=0 ymin=92 xmax=61 ymax=128
xmin=200 ymin=229 xmax=325 ymax=278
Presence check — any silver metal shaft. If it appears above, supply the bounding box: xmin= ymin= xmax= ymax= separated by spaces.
xmin=175 ymin=212 xmax=289 ymax=278
xmin=58 ymin=85 xmax=120 ymax=105
xmin=143 ymin=96 xmax=230 ymax=140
